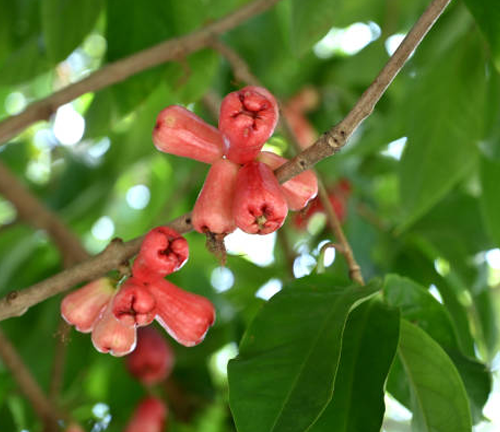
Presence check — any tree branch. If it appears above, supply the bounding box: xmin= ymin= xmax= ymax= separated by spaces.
xmin=0 ymin=161 xmax=89 ymax=266
xmin=0 ymin=0 xmax=282 ymax=145
xmin=212 ymin=38 xmax=365 ymax=285
xmin=0 ymin=0 xmax=452 ymax=320
xmin=0 ymin=327 xmax=61 ymax=430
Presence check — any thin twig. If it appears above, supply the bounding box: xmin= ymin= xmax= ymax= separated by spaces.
xmin=0 ymin=0 xmax=282 ymax=145
xmin=49 ymin=320 xmax=71 ymax=403
xmin=0 ymin=0 xmax=452 ymax=320
xmin=212 ymin=38 xmax=365 ymax=284
xmin=0 ymin=161 xmax=89 ymax=266
xmin=0 ymin=327 xmax=62 ymax=430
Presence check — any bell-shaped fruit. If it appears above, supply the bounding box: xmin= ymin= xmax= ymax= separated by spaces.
xmin=219 ymin=86 xmax=279 ymax=164
xmin=61 ymin=278 xmax=115 ymax=333
xmin=147 ymin=279 xmax=215 ymax=347
xmin=153 ymin=105 xmax=224 ymax=164
xmin=112 ymin=278 xmax=156 ymax=327
xmin=132 ymin=226 xmax=188 ymax=282
xmin=91 ymin=298 xmax=137 ymax=357
xmin=257 ymin=151 xmax=318 ymax=211
xmin=126 ymin=327 xmax=174 ymax=385
xmin=192 ymin=159 xmax=239 ymax=234
xmin=124 ymin=397 xmax=167 ymax=432
xmin=233 ymin=161 xmax=288 ymax=234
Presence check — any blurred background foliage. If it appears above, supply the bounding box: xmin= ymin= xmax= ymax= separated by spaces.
xmin=0 ymin=0 xmax=499 ymax=431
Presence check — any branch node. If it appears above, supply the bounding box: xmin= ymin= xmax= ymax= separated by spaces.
xmin=6 ymin=291 xmax=18 ymax=302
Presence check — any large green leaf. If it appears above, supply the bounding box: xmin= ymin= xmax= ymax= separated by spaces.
xmin=309 ymin=299 xmax=400 ymax=432
xmin=228 ymin=276 xmax=380 ymax=432
xmin=398 ymin=33 xmax=487 ymax=229
xmin=398 ymin=320 xmax=472 ymax=432
xmin=463 ymin=0 xmax=500 ymax=72
xmin=41 ymin=0 xmax=104 ymax=63
xmin=480 ymin=155 xmax=500 ymax=247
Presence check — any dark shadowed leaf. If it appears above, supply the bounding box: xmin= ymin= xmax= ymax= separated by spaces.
xmin=480 ymin=155 xmax=500 ymax=247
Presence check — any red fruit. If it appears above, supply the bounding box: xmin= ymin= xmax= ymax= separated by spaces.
xmin=283 ymin=107 xmax=318 ymax=150
xmin=132 ymin=226 xmax=189 ymax=282
xmin=124 ymin=397 xmax=167 ymax=432
xmin=147 ymin=279 xmax=215 ymax=347
xmin=219 ymin=86 xmax=279 ymax=164
xmin=61 ymin=278 xmax=115 ymax=333
xmin=91 ymin=297 xmax=137 ymax=357
xmin=293 ymin=193 xmax=347 ymax=230
xmin=192 ymin=159 xmax=239 ymax=234
xmin=112 ymin=278 xmax=156 ymax=327
xmin=153 ymin=105 xmax=224 ymax=164
xmin=233 ymin=161 xmax=288 ymax=234
xmin=257 ymin=151 xmax=318 ymax=211
xmin=126 ymin=327 xmax=174 ymax=385
xmin=286 ymin=86 xmax=319 ymax=113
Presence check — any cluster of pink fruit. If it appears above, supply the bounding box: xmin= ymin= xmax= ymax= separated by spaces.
xmin=61 ymin=226 xmax=215 ymax=356
xmin=153 ymin=86 xmax=318 ymax=237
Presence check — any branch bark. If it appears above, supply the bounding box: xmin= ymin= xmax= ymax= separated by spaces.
xmin=0 ymin=0 xmax=452 ymax=320
xmin=0 ymin=161 xmax=89 ymax=266
xmin=0 ymin=328 xmax=61 ymax=430
xmin=0 ymin=0 xmax=282 ymax=145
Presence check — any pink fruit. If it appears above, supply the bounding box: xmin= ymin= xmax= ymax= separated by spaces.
xmin=126 ymin=327 xmax=174 ymax=385
xmin=61 ymin=278 xmax=115 ymax=333
xmin=219 ymin=86 xmax=279 ymax=164
xmin=124 ymin=397 xmax=167 ymax=432
xmin=153 ymin=105 xmax=224 ymax=164
xmin=132 ymin=226 xmax=189 ymax=282
xmin=283 ymin=107 xmax=318 ymax=150
xmin=233 ymin=161 xmax=288 ymax=234
xmin=91 ymin=298 xmax=137 ymax=357
xmin=147 ymin=279 xmax=215 ymax=347
xmin=257 ymin=151 xmax=318 ymax=211
xmin=192 ymin=158 xmax=239 ymax=234
xmin=112 ymin=278 xmax=156 ymax=327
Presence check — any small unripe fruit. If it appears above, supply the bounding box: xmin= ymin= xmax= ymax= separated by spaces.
xmin=153 ymin=105 xmax=224 ymax=164
xmin=147 ymin=279 xmax=215 ymax=347
xmin=124 ymin=397 xmax=167 ymax=432
xmin=126 ymin=327 xmax=174 ymax=385
xmin=219 ymin=86 xmax=279 ymax=164
xmin=233 ymin=161 xmax=288 ymax=234
xmin=112 ymin=278 xmax=156 ymax=327
xmin=132 ymin=226 xmax=189 ymax=282
xmin=91 ymin=298 xmax=137 ymax=357
xmin=61 ymin=278 xmax=115 ymax=333
xmin=192 ymin=159 xmax=239 ymax=234
xmin=257 ymin=151 xmax=318 ymax=210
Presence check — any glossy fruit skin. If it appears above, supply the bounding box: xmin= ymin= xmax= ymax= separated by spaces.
xmin=153 ymin=105 xmax=224 ymax=164
xmin=147 ymin=279 xmax=215 ymax=347
xmin=192 ymin=158 xmax=240 ymax=234
xmin=126 ymin=326 xmax=174 ymax=385
xmin=61 ymin=278 xmax=115 ymax=333
xmin=91 ymin=297 xmax=137 ymax=357
xmin=112 ymin=277 xmax=156 ymax=327
xmin=132 ymin=226 xmax=189 ymax=282
xmin=233 ymin=161 xmax=288 ymax=234
xmin=257 ymin=151 xmax=318 ymax=211
xmin=124 ymin=397 xmax=167 ymax=432
xmin=219 ymin=86 xmax=279 ymax=164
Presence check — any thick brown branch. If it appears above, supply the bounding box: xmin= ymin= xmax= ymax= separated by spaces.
xmin=213 ymin=39 xmax=365 ymax=284
xmin=0 ymin=0 xmax=282 ymax=145
xmin=0 ymin=0 xmax=451 ymax=320
xmin=0 ymin=328 xmax=61 ymax=430
xmin=0 ymin=162 xmax=88 ymax=266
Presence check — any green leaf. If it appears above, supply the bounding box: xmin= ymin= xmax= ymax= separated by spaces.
xmin=228 ymin=276 xmax=380 ymax=432
xmin=398 ymin=320 xmax=472 ymax=432
xmin=480 ymin=155 xmax=500 ymax=247
xmin=463 ymin=0 xmax=500 ymax=72
xmin=398 ymin=32 xmax=487 ymax=229
xmin=41 ymin=0 xmax=104 ymax=63
xmin=309 ymin=299 xmax=400 ymax=432
xmin=383 ymin=274 xmax=460 ymax=350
